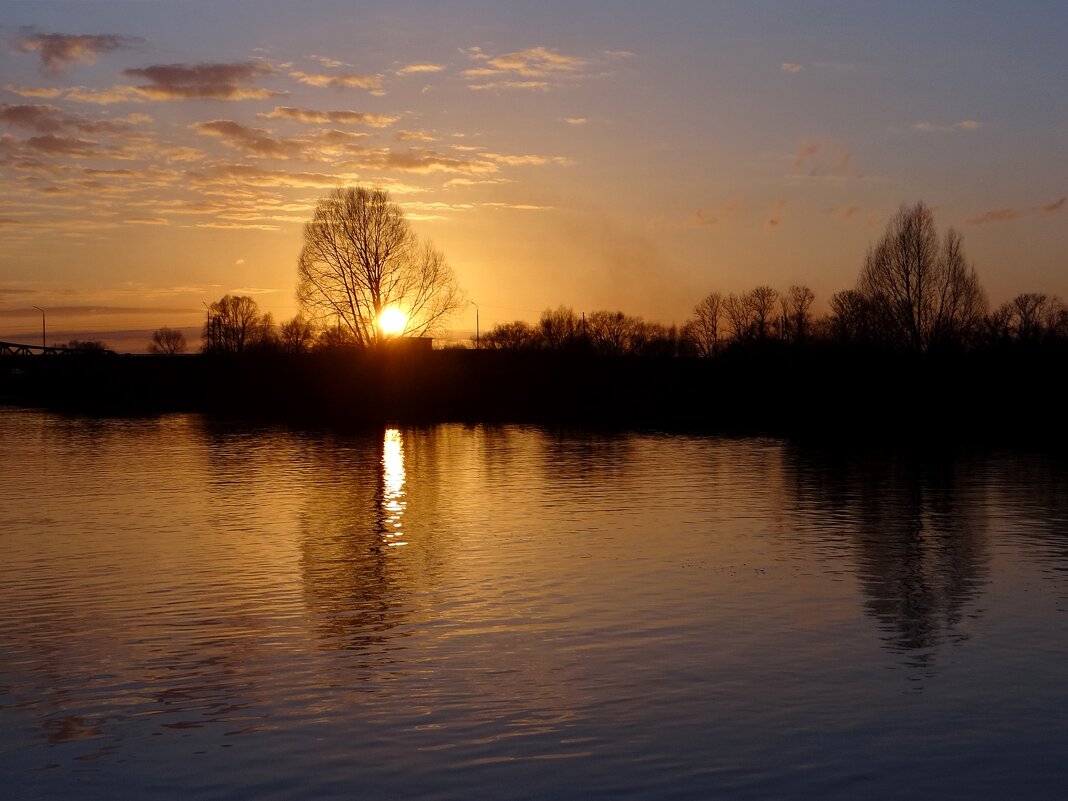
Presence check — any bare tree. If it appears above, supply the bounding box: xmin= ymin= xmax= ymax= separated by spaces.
xmin=483 ymin=321 xmax=541 ymax=350
xmin=586 ymin=310 xmax=636 ymax=356
xmin=297 ymin=186 xmax=463 ymax=347
xmin=859 ymin=201 xmax=986 ymax=351
xmin=723 ymin=292 xmax=753 ymax=344
xmin=784 ymin=285 xmax=815 ymax=343
xmin=685 ymin=292 xmax=723 ymax=357
xmin=148 ymin=326 xmax=187 ymax=354
xmin=829 ymin=289 xmax=876 ymax=345
xmin=746 ymin=285 xmax=779 ymax=341
xmin=203 ymin=294 xmax=266 ymax=354
xmin=279 ymin=315 xmax=317 ymax=354
xmin=539 ymin=306 xmax=583 ymax=350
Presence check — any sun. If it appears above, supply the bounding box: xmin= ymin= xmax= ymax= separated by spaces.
xmin=378 ymin=306 xmax=408 ymax=336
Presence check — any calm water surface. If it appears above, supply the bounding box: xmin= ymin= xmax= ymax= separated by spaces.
xmin=1 ymin=408 xmax=1067 ymax=800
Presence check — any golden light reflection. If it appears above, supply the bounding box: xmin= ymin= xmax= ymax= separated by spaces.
xmin=382 ymin=427 xmax=407 ymax=547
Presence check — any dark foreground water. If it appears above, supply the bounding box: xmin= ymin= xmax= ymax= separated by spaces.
xmin=2 ymin=409 xmax=1067 ymax=800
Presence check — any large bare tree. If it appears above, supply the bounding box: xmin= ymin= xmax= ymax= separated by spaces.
xmin=859 ymin=202 xmax=986 ymax=351
xmin=297 ymin=186 xmax=463 ymax=347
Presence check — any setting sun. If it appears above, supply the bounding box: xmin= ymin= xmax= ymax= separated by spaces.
xmin=378 ymin=307 xmax=408 ymax=336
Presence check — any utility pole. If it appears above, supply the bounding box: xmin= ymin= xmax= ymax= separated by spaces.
xmin=32 ymin=306 xmax=45 ymax=348
xmin=470 ymin=300 xmax=479 ymax=349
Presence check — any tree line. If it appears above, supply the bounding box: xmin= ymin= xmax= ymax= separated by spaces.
xmin=148 ymin=197 xmax=1066 ymax=357
xmin=483 ymin=201 xmax=1068 ymax=356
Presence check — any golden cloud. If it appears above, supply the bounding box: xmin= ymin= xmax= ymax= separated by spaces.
xmin=259 ymin=106 xmax=398 ymax=127
xmin=4 ymin=85 xmax=63 ymax=99
xmin=289 ymin=71 xmax=384 ymax=93
xmin=398 ymin=63 xmax=444 ymax=75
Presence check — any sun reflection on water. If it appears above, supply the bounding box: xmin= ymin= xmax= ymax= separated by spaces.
xmin=382 ymin=428 xmax=407 ymax=547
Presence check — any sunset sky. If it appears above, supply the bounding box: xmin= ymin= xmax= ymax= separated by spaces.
xmin=1 ymin=1 xmax=1065 ymax=346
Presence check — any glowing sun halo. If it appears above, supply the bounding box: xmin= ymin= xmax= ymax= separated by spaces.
xmin=378 ymin=307 xmax=408 ymax=336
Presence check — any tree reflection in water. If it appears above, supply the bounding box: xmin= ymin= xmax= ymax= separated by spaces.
xmin=786 ymin=447 xmax=990 ymax=668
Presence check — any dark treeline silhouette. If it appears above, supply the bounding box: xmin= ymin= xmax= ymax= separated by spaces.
xmin=2 ymin=201 xmax=1065 ymax=440
xmin=483 ymin=203 xmax=1066 ymax=357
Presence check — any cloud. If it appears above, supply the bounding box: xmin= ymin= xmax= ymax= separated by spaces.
xmin=65 ymin=85 xmax=144 ymax=105
xmin=968 ymin=196 xmax=1066 ymax=223
xmin=258 ymin=106 xmax=398 ymax=127
xmin=122 ymin=61 xmax=278 ymax=100
xmin=197 ymin=222 xmax=281 ymax=231
xmin=468 ymin=80 xmax=551 ymax=92
xmin=914 ymin=120 xmax=984 ymax=133
xmin=965 ymin=207 xmax=1018 ymax=224
xmin=4 ymin=85 xmax=63 ymax=99
xmin=829 ymin=205 xmax=860 ymax=220
xmin=228 ymin=286 xmax=278 ymax=295
xmin=465 ymin=46 xmax=585 ymax=78
xmin=480 ymin=151 xmax=572 ymax=167
xmin=189 ymin=164 xmax=352 ymax=189
xmin=374 ymin=150 xmax=498 ymax=175
xmin=791 ymin=137 xmax=853 ymax=177
xmin=689 ymin=200 xmax=740 ymax=228
xmin=0 ymin=103 xmax=68 ymax=133
xmin=398 ymin=63 xmax=444 ymax=75
xmin=1038 ymin=196 xmax=1066 ymax=214
xmin=563 ymin=117 xmax=587 ymax=126
xmin=10 ymin=32 xmax=139 ymax=74
xmin=780 ymin=63 xmax=803 ymax=74
xmin=289 ymin=70 xmax=384 ymax=93
xmin=123 ymin=216 xmax=169 ymax=225
xmin=462 ymin=45 xmax=590 ymax=90
xmin=192 ymin=120 xmax=304 ymax=159
xmin=308 ymin=55 xmax=346 ymax=69
xmin=396 ymin=130 xmax=436 ymax=143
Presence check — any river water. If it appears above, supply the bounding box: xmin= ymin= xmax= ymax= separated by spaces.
xmin=1 ymin=408 xmax=1067 ymax=800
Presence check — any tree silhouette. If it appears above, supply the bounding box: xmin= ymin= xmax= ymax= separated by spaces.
xmin=148 ymin=326 xmax=187 ymax=354
xmin=297 ymin=186 xmax=463 ymax=347
xmin=203 ymin=294 xmax=270 ymax=354
xmin=859 ymin=202 xmax=986 ymax=351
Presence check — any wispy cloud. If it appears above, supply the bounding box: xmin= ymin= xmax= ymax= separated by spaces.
xmin=398 ymin=63 xmax=444 ymax=75
xmin=780 ymin=63 xmax=803 ymax=74
xmin=395 ymin=130 xmax=436 ymax=143
xmin=462 ymin=45 xmax=587 ymax=90
xmin=123 ymin=61 xmax=278 ymax=101
xmin=1037 ymin=196 xmax=1065 ymax=214
xmin=4 ymin=84 xmax=63 ymax=99
xmin=65 ymin=86 xmax=144 ymax=105
xmin=258 ymin=106 xmax=398 ymax=127
xmin=965 ymin=207 xmax=1018 ymax=224
xmin=791 ymin=137 xmax=853 ymax=177
xmin=563 ymin=117 xmax=587 ymax=126
xmin=479 ymin=151 xmax=572 ymax=167
xmin=914 ymin=120 xmax=983 ymax=132
xmin=289 ymin=70 xmax=383 ymax=94
xmin=10 ymin=31 xmax=140 ymax=74
xmin=966 ymin=196 xmax=1067 ymax=224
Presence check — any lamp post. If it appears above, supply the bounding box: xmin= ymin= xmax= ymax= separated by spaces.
xmin=470 ymin=300 xmax=479 ymax=350
xmin=32 ymin=305 xmax=45 ymax=349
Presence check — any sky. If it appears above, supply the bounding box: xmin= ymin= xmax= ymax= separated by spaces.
xmin=1 ymin=0 xmax=1066 ymax=347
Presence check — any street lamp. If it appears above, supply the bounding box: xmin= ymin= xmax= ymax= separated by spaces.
xmin=470 ymin=300 xmax=479 ymax=350
xmin=31 ymin=305 xmax=45 ymax=349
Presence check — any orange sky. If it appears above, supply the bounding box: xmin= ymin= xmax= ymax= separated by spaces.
xmin=1 ymin=1 xmax=1066 ymax=347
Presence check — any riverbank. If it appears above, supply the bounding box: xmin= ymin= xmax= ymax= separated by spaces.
xmin=1 ymin=347 xmax=1064 ymax=442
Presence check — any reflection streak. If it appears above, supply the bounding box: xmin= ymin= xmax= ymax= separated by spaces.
xmin=382 ymin=428 xmax=407 ymax=547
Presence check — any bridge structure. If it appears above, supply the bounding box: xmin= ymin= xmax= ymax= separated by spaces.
xmin=0 ymin=341 xmax=113 ymax=356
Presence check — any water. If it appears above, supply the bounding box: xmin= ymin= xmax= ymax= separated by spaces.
xmin=1 ymin=408 xmax=1067 ymax=800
